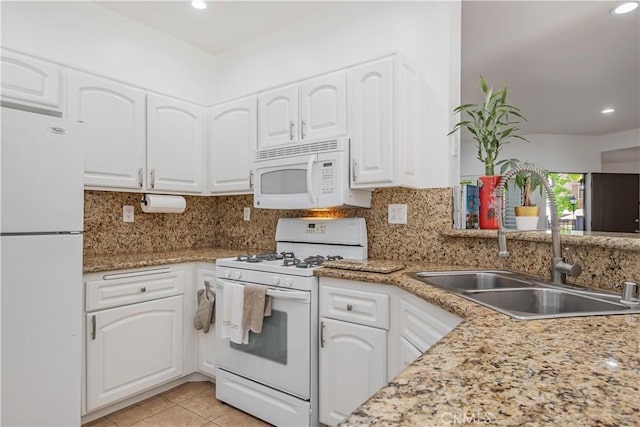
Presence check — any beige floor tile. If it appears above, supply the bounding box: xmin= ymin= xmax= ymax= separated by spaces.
xmin=82 ymin=417 xmax=117 ymax=427
xmin=106 ymin=395 xmax=176 ymax=426
xmin=178 ymin=386 xmax=232 ymax=420
xmin=161 ymin=381 xmax=214 ymax=404
xmin=130 ymin=405 xmax=208 ymax=427
xmin=211 ymin=408 xmax=270 ymax=427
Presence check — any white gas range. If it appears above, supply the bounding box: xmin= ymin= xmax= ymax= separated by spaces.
xmin=214 ymin=217 xmax=367 ymax=427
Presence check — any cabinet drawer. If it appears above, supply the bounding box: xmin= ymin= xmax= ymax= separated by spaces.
xmin=320 ymin=285 xmax=389 ymax=329
xmin=86 ymin=267 xmax=185 ymax=311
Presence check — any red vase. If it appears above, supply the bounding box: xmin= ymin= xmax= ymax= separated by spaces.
xmin=478 ymin=175 xmax=501 ymax=229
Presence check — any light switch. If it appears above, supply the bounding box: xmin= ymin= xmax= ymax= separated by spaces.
xmin=123 ymin=205 xmax=134 ymax=223
xmin=388 ymin=204 xmax=407 ymax=224
xmin=243 ymin=207 xmax=251 ymax=222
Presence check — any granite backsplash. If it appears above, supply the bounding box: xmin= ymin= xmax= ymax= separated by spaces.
xmin=84 ymin=188 xmax=639 ymax=290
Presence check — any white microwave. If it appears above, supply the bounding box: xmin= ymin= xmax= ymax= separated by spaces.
xmin=253 ymin=138 xmax=372 ymax=210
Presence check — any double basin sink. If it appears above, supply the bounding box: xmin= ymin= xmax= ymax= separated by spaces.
xmin=409 ymin=271 xmax=640 ymax=320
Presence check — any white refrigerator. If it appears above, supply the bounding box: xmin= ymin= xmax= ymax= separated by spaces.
xmin=1 ymin=107 xmax=84 ymax=426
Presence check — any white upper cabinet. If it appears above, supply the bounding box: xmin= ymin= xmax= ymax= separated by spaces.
xmin=1 ymin=49 xmax=63 ymax=112
xmin=299 ymin=72 xmax=347 ymax=142
xmin=147 ymin=94 xmax=205 ymax=194
xmin=67 ymin=71 xmax=146 ymax=190
xmin=208 ymin=96 xmax=257 ymax=194
xmin=257 ymin=85 xmax=298 ymax=149
xmin=257 ymin=72 xmax=347 ymax=150
xmin=348 ymin=55 xmax=420 ymax=189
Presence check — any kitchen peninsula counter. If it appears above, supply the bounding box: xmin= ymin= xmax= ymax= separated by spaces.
xmin=315 ymin=263 xmax=640 ymax=426
xmin=83 ymin=247 xmax=242 ymax=273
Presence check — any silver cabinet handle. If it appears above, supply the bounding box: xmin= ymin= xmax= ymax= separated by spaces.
xmin=150 ymin=169 xmax=155 ymax=188
xmin=352 ymin=158 xmax=358 ymax=182
xmin=138 ymin=168 xmax=144 ymax=188
xmin=91 ymin=315 xmax=96 ymax=340
xmin=301 ymin=119 xmax=306 ymax=139
xmin=346 ymin=304 xmax=353 ymax=311
xmin=320 ymin=321 xmax=325 ymax=348
xmin=289 ymin=121 xmax=295 ymax=141
xmin=249 ymin=170 xmax=254 ymax=190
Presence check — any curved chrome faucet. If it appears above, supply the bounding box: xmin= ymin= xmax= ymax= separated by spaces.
xmin=495 ymin=165 xmax=582 ymax=284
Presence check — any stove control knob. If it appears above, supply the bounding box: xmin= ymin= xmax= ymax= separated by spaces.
xmin=224 ymin=269 xmax=231 ymax=278
xmin=272 ymin=276 xmax=280 ymax=285
xmin=233 ymin=271 xmax=242 ymax=280
xmin=284 ymin=278 xmax=293 ymax=287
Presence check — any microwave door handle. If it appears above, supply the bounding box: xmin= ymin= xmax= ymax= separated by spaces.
xmin=306 ymin=155 xmax=316 ymax=205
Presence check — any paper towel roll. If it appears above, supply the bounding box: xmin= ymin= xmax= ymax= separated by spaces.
xmin=141 ymin=194 xmax=186 ymax=214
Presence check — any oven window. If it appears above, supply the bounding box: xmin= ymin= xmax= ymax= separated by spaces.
xmin=261 ymin=169 xmax=307 ymax=195
xmin=229 ymin=310 xmax=287 ymax=365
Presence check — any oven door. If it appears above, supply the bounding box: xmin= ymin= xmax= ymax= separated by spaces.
xmin=215 ymin=281 xmax=311 ymax=399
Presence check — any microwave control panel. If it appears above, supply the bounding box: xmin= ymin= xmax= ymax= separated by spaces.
xmin=320 ymin=162 xmax=335 ymax=195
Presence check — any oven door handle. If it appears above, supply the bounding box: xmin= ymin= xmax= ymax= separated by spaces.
xmin=266 ymin=288 xmax=310 ymax=303
xmin=216 ymin=282 xmax=310 ymax=303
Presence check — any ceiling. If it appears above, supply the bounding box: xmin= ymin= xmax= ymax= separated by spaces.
xmin=98 ymin=1 xmax=639 ymax=137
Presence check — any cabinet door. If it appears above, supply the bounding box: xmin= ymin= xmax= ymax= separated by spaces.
xmin=319 ymin=318 xmax=386 ymax=427
xmin=1 ymin=48 xmax=62 ymax=111
xmin=299 ymin=72 xmax=346 ymax=142
xmin=348 ymin=58 xmax=394 ymax=187
xmin=86 ymin=295 xmax=183 ymax=411
xmin=399 ymin=336 xmax=422 ymax=368
xmin=399 ymin=291 xmax=461 ymax=353
xmin=196 ymin=269 xmax=216 ymax=377
xmin=209 ymin=97 xmax=257 ymax=194
xmin=147 ymin=94 xmax=204 ymax=193
xmin=67 ymin=71 xmax=146 ymax=190
xmin=257 ymin=85 xmax=298 ymax=149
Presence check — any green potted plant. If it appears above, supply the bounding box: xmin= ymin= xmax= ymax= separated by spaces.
xmin=499 ymin=159 xmax=548 ymax=230
xmin=448 ymin=75 xmax=528 ymax=229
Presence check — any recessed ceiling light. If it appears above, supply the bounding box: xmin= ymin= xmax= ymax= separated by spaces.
xmin=611 ymin=1 xmax=639 ymax=15
xmin=601 ymin=108 xmax=615 ymax=114
xmin=191 ymin=0 xmax=207 ymax=10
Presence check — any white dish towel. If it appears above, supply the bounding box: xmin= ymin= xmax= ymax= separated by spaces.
xmin=220 ymin=282 xmax=249 ymax=344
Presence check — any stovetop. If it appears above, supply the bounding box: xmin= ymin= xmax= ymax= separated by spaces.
xmin=216 ymin=251 xmax=348 ymax=278
xmin=233 ymin=252 xmax=344 ymax=268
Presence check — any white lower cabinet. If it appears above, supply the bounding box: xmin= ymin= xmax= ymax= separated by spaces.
xmin=319 ymin=277 xmax=461 ymax=426
xmin=196 ymin=267 xmax=216 ymax=377
xmin=319 ymin=318 xmax=387 ymax=426
xmin=86 ymin=295 xmax=184 ymax=411
xmin=84 ymin=265 xmax=189 ymax=413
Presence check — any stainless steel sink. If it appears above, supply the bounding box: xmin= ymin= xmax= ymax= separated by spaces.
xmin=411 ymin=271 xmax=534 ymax=291
xmin=466 ymin=288 xmax=630 ymax=319
xmin=409 ymin=270 xmax=640 ymax=320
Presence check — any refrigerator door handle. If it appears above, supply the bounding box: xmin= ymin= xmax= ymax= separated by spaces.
xmin=48 ymin=127 xmax=67 ymax=135
xmin=91 ymin=315 xmax=96 ymax=340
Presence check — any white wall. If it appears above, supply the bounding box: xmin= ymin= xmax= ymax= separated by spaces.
xmin=214 ymin=1 xmax=461 ymax=188
xmin=0 ymin=2 xmax=216 ymax=104
xmin=461 ymin=128 xmax=640 ymax=178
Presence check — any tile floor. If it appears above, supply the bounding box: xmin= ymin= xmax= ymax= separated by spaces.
xmin=83 ymin=381 xmax=270 ymax=427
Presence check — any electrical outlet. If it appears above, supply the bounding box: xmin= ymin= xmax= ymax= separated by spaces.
xmin=123 ymin=205 xmax=134 ymax=223
xmin=388 ymin=204 xmax=407 ymax=224
xmin=243 ymin=207 xmax=251 ymax=222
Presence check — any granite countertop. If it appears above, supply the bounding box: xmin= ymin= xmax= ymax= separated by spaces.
xmin=315 ymin=263 xmax=640 ymax=426
xmin=83 ymin=247 xmax=242 ymax=273
xmin=442 ymin=228 xmax=640 ymax=251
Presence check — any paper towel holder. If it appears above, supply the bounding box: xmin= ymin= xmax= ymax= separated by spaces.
xmin=140 ymin=193 xmax=187 ymax=214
